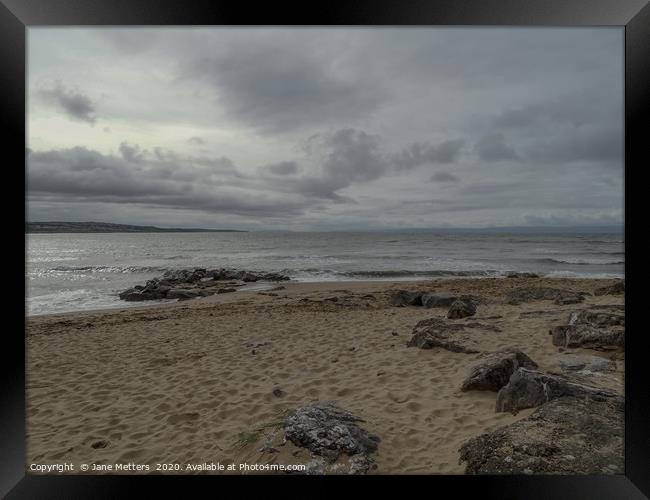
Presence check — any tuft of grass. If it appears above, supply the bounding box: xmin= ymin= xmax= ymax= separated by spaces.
xmin=233 ymin=408 xmax=293 ymax=449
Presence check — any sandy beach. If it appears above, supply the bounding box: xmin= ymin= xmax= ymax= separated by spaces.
xmin=26 ymin=276 xmax=624 ymax=474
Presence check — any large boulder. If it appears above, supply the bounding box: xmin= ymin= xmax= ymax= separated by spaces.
xmin=407 ymin=318 xmax=499 ymax=354
xmin=550 ymin=307 xmax=624 ymax=350
xmin=284 ymin=402 xmax=380 ymax=474
xmin=506 ymin=287 xmax=587 ymax=305
xmin=447 ymin=299 xmax=477 ymax=319
xmin=461 ymin=350 xmax=538 ymax=392
xmin=459 ymin=396 xmax=623 ymax=474
xmin=495 ymin=368 xmax=621 ymax=413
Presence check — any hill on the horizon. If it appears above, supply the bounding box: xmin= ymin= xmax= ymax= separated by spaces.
xmin=26 ymin=221 xmax=246 ymax=233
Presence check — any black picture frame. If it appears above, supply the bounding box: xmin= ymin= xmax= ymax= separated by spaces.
xmin=2 ymin=1 xmax=648 ymax=498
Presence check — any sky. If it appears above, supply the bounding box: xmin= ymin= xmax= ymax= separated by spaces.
xmin=27 ymin=27 xmax=624 ymax=231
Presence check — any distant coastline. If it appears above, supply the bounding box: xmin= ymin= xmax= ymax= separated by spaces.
xmin=26 ymin=221 xmax=246 ymax=234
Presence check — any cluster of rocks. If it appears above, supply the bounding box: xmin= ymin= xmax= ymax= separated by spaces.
xmin=118 ymin=267 xmax=290 ymax=302
xmin=550 ymin=306 xmax=624 ymax=350
xmin=459 ymin=396 xmax=623 ymax=474
xmin=456 ymin=284 xmax=624 ymax=474
xmin=458 ymin=349 xmax=623 ymax=474
xmin=390 ymin=291 xmax=480 ymax=319
xmin=506 ymin=286 xmax=588 ymax=306
xmin=283 ymin=402 xmax=380 ymax=475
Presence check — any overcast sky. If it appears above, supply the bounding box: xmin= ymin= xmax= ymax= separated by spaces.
xmin=27 ymin=27 xmax=623 ymax=231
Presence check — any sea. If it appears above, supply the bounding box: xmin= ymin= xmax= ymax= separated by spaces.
xmin=26 ymin=231 xmax=624 ymax=316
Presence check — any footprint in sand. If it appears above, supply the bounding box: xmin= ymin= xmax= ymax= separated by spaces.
xmin=387 ymin=392 xmax=409 ymax=404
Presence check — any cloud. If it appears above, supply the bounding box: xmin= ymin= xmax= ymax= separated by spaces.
xmin=525 ymin=124 xmax=622 ymax=164
xmin=118 ymin=142 xmax=145 ymax=162
xmin=475 ymin=133 xmax=519 ymax=161
xmin=392 ymin=139 xmax=464 ymax=169
xmin=262 ymin=161 xmax=299 ymax=176
xmin=431 ymin=172 xmax=461 ymax=183
xmin=38 ymin=81 xmax=97 ymax=125
xmin=181 ymin=35 xmax=388 ymax=133
xmin=27 ymin=146 xmax=310 ymax=217
xmin=188 ymin=136 xmax=205 ymax=145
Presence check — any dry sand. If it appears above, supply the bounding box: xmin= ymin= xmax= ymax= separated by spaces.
xmin=26 ymin=277 xmax=624 ymax=474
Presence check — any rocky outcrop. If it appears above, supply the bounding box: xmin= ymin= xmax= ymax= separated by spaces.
xmin=594 ymin=281 xmax=625 ymax=296
xmin=506 ymin=287 xmax=587 ymax=305
xmin=550 ymin=307 xmax=624 ymax=350
xmin=118 ymin=267 xmax=290 ymax=302
xmin=459 ymin=396 xmax=623 ymax=474
xmin=495 ymin=367 xmax=621 ymax=413
xmin=284 ymin=402 xmax=380 ymax=474
xmin=407 ymin=318 xmax=499 ymax=354
xmin=461 ymin=350 xmax=538 ymax=392
xmin=447 ymin=299 xmax=477 ymax=319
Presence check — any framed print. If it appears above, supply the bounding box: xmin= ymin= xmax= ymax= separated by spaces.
xmin=1 ymin=0 xmax=648 ymax=498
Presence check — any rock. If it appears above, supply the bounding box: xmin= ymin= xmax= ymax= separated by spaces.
xmin=118 ymin=267 xmax=290 ymax=302
xmin=167 ymin=288 xmax=201 ymax=300
xmin=461 ymin=350 xmax=538 ymax=392
xmin=551 ymin=307 xmax=624 ymax=350
xmin=420 ymin=293 xmax=457 ymax=308
xmin=407 ymin=318 xmax=496 ymax=354
xmin=389 ymin=290 xmax=422 ymax=307
xmin=506 ymin=287 xmax=587 ymax=305
xmin=118 ymin=288 xmax=148 ymax=301
xmin=284 ymin=402 xmax=380 ymax=468
xmin=506 ymin=272 xmax=540 ymax=279
xmin=559 ymin=354 xmax=616 ymax=373
xmin=554 ymin=294 xmax=584 ymax=305
xmin=217 ymin=288 xmax=236 ymax=294
xmin=459 ymin=396 xmax=623 ymax=474
xmin=594 ymin=281 xmax=625 ymax=296
xmin=91 ymin=439 xmax=109 ymax=449
xmin=272 ymin=387 xmax=285 ymax=397
xmin=447 ymin=299 xmax=477 ymax=319
xmin=568 ymin=308 xmax=624 ymax=328
xmin=495 ymin=367 xmax=621 ymax=413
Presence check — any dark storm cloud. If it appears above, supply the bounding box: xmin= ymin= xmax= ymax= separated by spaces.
xmin=475 ymin=133 xmax=520 ymax=162
xmin=183 ymin=38 xmax=387 ymax=133
xmin=27 ymin=146 xmax=308 ymax=217
xmin=28 ymin=28 xmax=623 ymax=228
xmin=38 ymin=82 xmax=97 ymax=125
xmin=279 ymin=128 xmax=466 ymax=200
xmin=431 ymin=172 xmax=461 ymax=183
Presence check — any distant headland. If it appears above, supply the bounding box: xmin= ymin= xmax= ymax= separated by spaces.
xmin=26 ymin=221 xmax=247 ymax=234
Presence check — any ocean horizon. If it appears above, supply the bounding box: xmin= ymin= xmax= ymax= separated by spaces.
xmin=26 ymin=230 xmax=624 ymax=316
